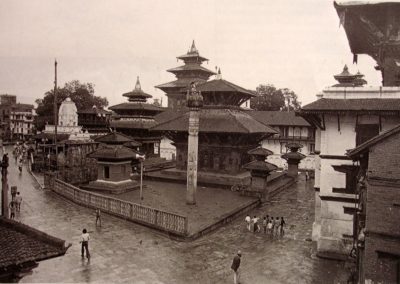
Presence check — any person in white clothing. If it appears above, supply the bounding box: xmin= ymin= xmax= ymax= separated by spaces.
xmin=245 ymin=215 xmax=251 ymax=231
xmin=81 ymin=228 xmax=90 ymax=258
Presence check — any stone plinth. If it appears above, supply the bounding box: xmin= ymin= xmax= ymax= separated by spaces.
xmin=243 ymin=147 xmax=277 ymax=202
xmin=281 ymin=142 xmax=305 ymax=178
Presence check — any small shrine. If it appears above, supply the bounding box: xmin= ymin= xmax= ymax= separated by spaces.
xmin=43 ymin=97 xmax=91 ymax=141
xmin=95 ymin=131 xmax=141 ymax=150
xmin=83 ymin=145 xmax=139 ymax=194
xmin=109 ymin=76 xmax=164 ymax=157
xmin=332 ymin=65 xmax=367 ymax=87
xmin=281 ymin=142 xmax=305 ymax=178
xmin=243 ymin=147 xmax=278 ymax=202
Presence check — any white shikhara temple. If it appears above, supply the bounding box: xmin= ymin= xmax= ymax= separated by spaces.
xmin=43 ymin=97 xmax=91 ymax=141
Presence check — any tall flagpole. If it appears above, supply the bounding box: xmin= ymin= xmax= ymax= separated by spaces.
xmin=54 ymin=60 xmax=58 ymax=170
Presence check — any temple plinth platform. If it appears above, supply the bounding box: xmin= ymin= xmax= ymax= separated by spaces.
xmin=81 ymin=180 xmax=140 ymax=195
xmin=145 ymin=168 xmax=289 ymax=189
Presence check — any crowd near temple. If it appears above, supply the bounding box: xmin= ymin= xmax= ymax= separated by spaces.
xmin=1 ymin=1 xmax=400 ymax=283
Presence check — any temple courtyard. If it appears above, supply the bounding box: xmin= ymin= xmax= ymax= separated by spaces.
xmin=5 ymin=151 xmax=351 ymax=283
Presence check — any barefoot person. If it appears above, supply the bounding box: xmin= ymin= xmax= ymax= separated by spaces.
xmin=95 ymin=209 xmax=101 ymax=227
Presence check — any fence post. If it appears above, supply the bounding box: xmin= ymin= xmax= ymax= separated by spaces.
xmin=155 ymin=210 xmax=159 ymax=227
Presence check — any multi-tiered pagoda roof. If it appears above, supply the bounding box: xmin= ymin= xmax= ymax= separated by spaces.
xmin=152 ymin=73 xmax=277 ymax=175
xmin=156 ymin=41 xmax=216 ymax=108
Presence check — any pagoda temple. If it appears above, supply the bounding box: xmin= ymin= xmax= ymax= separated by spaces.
xmin=156 ymin=41 xmax=216 ymax=109
xmin=152 ymin=73 xmax=277 ymax=182
xmin=109 ymin=77 xmax=164 ymax=157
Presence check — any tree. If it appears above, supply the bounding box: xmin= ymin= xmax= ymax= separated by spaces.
xmin=35 ymin=80 xmax=108 ymax=131
xmin=250 ymin=84 xmax=301 ymax=111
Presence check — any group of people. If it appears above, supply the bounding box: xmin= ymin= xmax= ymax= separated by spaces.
xmin=13 ymin=142 xmax=27 ymax=173
xmin=9 ymin=192 xmax=22 ymax=219
xmin=245 ymin=214 xmax=286 ymax=238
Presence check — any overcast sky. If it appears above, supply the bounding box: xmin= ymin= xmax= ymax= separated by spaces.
xmin=0 ymin=0 xmax=381 ymax=108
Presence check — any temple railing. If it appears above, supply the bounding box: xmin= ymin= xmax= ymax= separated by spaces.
xmin=44 ymin=172 xmax=188 ymax=236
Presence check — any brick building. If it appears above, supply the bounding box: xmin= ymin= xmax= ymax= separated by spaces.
xmin=347 ymin=125 xmax=400 ymax=283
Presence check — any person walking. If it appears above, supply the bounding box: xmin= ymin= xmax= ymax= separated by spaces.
xmin=231 ymin=250 xmax=241 ymax=284
xmin=275 ymin=217 xmax=280 ymax=238
xmin=9 ymin=202 xmax=16 ymax=219
xmin=245 ymin=215 xmax=251 ymax=231
xmin=267 ymin=219 xmax=273 ymax=238
xmin=262 ymin=216 xmax=267 ymax=234
xmin=280 ymin=217 xmax=286 ymax=237
xmin=253 ymin=215 xmax=260 ymax=233
xmin=95 ymin=209 xmax=101 ymax=227
xmin=270 ymin=216 xmax=275 ymax=238
xmin=15 ymin=192 xmax=22 ymax=212
xmin=80 ymin=228 xmax=90 ymax=259
xmin=17 ymin=157 xmax=23 ymax=173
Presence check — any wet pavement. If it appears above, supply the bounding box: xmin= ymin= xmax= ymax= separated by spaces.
xmin=6 ymin=148 xmax=350 ymax=283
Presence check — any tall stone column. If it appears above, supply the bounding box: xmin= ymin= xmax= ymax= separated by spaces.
xmin=281 ymin=142 xmax=305 ymax=179
xmin=186 ymin=82 xmax=203 ymax=205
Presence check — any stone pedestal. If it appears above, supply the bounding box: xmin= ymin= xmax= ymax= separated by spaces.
xmin=243 ymin=147 xmax=277 ymax=202
xmin=281 ymin=142 xmax=305 ymax=179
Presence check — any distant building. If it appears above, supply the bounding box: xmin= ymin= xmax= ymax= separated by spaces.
xmin=10 ymin=103 xmax=35 ymax=141
xmin=109 ymin=76 xmax=164 ymax=157
xmin=77 ymin=106 xmax=111 ymax=136
xmin=249 ymin=111 xmax=316 ymax=171
xmin=0 ymin=94 xmax=35 ymax=141
xmin=347 ymin=125 xmax=400 ymax=284
xmin=156 ymin=41 xmax=216 ymax=109
xmin=298 ymin=65 xmax=400 ymax=260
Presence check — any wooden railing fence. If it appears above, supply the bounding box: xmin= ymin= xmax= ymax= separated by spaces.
xmin=44 ymin=173 xmax=188 ymax=236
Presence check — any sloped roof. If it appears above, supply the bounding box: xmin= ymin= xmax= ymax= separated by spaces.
xmin=249 ymin=111 xmax=310 ymax=127
xmin=0 ymin=217 xmax=67 ymax=270
xmin=151 ymin=108 xmax=278 ymax=134
xmin=300 ymin=98 xmax=400 ymax=113
xmin=94 ymin=132 xmax=138 ymax=144
xmin=248 ymin=147 xmax=274 ymax=157
xmin=154 ymin=109 xmax=187 ymax=124
xmin=347 ymin=124 xmax=400 ymax=158
xmin=156 ymin=78 xmax=201 ymax=89
xmin=77 ymin=107 xmax=111 ymax=115
xmin=88 ymin=145 xmax=137 ymax=160
xmin=196 ymin=79 xmax=255 ymax=97
xmin=108 ymin=102 xmax=164 ymax=112
xmin=167 ymin=64 xmax=216 ymax=75
xmin=110 ymin=119 xmax=158 ymax=130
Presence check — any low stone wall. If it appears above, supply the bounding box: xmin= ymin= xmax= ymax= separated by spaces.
xmin=45 ymin=173 xmax=188 ymax=237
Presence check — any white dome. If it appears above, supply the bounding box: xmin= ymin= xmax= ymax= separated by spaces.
xmin=58 ymin=97 xmax=78 ymax=127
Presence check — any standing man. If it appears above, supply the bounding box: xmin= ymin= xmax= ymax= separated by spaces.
xmin=231 ymin=250 xmax=241 ymax=284
xmin=15 ymin=192 xmax=22 ymax=212
xmin=245 ymin=215 xmax=251 ymax=231
xmin=80 ymin=228 xmax=90 ymax=259
xmin=9 ymin=202 xmax=16 ymax=219
xmin=95 ymin=209 xmax=101 ymax=227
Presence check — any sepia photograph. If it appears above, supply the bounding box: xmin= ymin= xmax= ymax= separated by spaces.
xmin=0 ymin=0 xmax=399 ymax=283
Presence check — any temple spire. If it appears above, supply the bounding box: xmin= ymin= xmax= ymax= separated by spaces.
xmin=189 ymin=40 xmax=198 ymax=54
xmin=216 ymin=68 xmax=222 ymax=80
xmin=135 ymin=76 xmax=141 ymax=91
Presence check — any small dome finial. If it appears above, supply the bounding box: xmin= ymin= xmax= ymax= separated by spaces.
xmin=343 ymin=64 xmax=348 ymax=71
xmin=216 ymin=68 xmax=222 ymax=80
xmin=135 ymin=76 xmax=141 ymax=91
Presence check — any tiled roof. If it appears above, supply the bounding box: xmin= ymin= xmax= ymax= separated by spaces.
xmin=167 ymin=64 xmax=216 ymax=75
xmin=347 ymin=124 xmax=400 ymax=159
xmin=154 ymin=109 xmax=187 ymax=124
xmin=300 ymin=98 xmax=400 ymax=113
xmin=151 ymin=108 xmax=278 ymax=134
xmin=0 ymin=218 xmax=67 ymax=270
xmin=88 ymin=145 xmax=137 ymax=160
xmin=77 ymin=108 xmax=111 ymax=115
xmin=95 ymin=132 xmax=139 ymax=144
xmin=248 ymin=147 xmax=274 ymax=157
xmin=33 ymin=132 xmax=70 ymax=141
xmin=109 ymin=103 xmax=164 ymax=112
xmin=196 ymin=79 xmax=255 ymax=97
xmin=248 ymin=111 xmax=310 ymax=127
xmin=110 ymin=119 xmax=158 ymax=129
xmin=156 ymin=78 xmax=202 ymax=90
xmin=122 ymin=90 xmax=152 ymax=100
